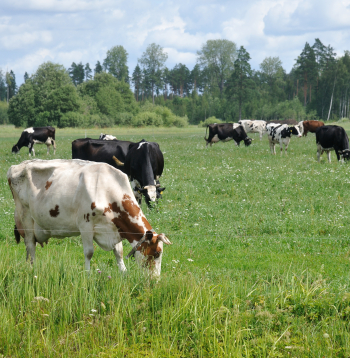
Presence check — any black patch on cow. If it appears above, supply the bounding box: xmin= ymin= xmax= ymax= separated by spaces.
xmin=49 ymin=205 xmax=60 ymax=217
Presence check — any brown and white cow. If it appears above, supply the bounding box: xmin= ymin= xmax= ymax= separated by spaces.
xmin=7 ymin=159 xmax=171 ymax=276
xmin=298 ymin=120 xmax=324 ymax=137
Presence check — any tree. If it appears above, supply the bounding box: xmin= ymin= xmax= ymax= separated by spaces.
xmin=24 ymin=72 xmax=29 ymax=82
xmin=6 ymin=70 xmax=17 ymax=101
xmin=0 ymin=69 xmax=6 ymax=101
xmin=295 ymin=42 xmax=317 ymax=106
xmin=103 ymin=46 xmax=129 ymax=82
xmin=197 ymin=39 xmax=237 ymax=95
xmin=85 ymin=63 xmax=92 ymax=81
xmin=132 ymin=65 xmax=142 ymax=101
xmin=94 ymin=61 xmax=103 ymax=75
xmin=69 ymin=62 xmax=85 ymax=86
xmin=138 ymin=43 xmax=168 ymax=104
xmin=259 ymin=57 xmax=285 ymax=103
xmin=225 ymin=46 xmax=255 ymax=120
xmin=170 ymin=64 xmax=191 ymax=97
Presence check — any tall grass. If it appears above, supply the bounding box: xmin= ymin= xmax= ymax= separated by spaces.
xmin=1 ymin=125 xmax=350 ymax=356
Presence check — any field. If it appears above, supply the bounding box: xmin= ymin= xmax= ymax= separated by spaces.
xmin=1 ymin=124 xmax=350 ymax=357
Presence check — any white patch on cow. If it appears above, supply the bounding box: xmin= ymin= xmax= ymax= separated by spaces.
xmin=239 ymin=120 xmax=267 ymax=140
xmin=211 ymin=134 xmax=220 ymax=143
xmin=222 ymin=137 xmax=233 ymax=142
xmin=144 ymin=185 xmax=157 ymax=202
xmin=33 ymin=139 xmax=44 ymax=144
xmin=24 ymin=127 xmax=34 ymax=133
xmin=138 ymin=142 xmax=147 ymax=149
xmin=101 ymin=134 xmax=117 ymax=140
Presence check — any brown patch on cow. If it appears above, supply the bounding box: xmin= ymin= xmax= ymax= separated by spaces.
xmin=45 ymin=181 xmax=52 ymax=190
xmin=92 ymin=212 xmax=96 ymax=216
xmin=49 ymin=205 xmax=60 ymax=217
xmin=86 ymin=213 xmax=90 ymax=222
xmin=121 ymin=194 xmax=141 ymax=218
xmin=91 ymin=202 xmax=96 ymax=210
xmin=103 ymin=205 xmax=112 ymax=216
xmin=109 ymin=201 xmax=144 ymax=243
xmin=142 ymin=216 xmax=152 ymax=231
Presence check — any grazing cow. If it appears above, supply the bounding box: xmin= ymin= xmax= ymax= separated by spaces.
xmin=112 ymin=140 xmax=165 ymax=206
xmin=315 ymin=125 xmax=350 ymax=163
xmin=298 ymin=120 xmax=324 ymax=137
xmin=7 ymin=159 xmax=171 ymax=276
xmin=204 ymin=123 xmax=253 ymax=147
xmin=238 ymin=120 xmax=267 ymax=140
xmin=266 ymin=123 xmax=302 ymax=154
xmin=12 ymin=127 xmax=56 ymax=156
xmin=72 ymin=138 xmax=165 ymax=206
xmin=99 ymin=133 xmax=117 ymax=140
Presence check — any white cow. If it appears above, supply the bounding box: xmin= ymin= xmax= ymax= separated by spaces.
xmin=238 ymin=120 xmax=267 ymax=140
xmin=7 ymin=159 xmax=171 ymax=276
xmin=266 ymin=123 xmax=302 ymax=154
xmin=99 ymin=134 xmax=117 ymax=140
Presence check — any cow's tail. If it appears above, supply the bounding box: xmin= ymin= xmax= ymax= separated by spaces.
xmin=204 ymin=125 xmax=209 ymax=141
xmin=14 ymin=225 xmax=21 ymax=244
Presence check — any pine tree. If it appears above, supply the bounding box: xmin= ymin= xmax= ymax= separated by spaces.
xmin=94 ymin=61 xmax=103 ymax=76
xmin=85 ymin=63 xmax=92 ymax=81
xmin=131 ymin=65 xmax=142 ymax=101
xmin=225 ymin=46 xmax=255 ymax=120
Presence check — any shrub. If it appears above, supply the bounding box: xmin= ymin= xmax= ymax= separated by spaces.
xmin=198 ymin=116 xmax=222 ymax=127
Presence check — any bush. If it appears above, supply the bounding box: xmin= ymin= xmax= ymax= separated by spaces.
xmin=131 ymin=112 xmax=163 ymax=127
xmin=338 ymin=117 xmax=350 ymax=123
xmin=198 ymin=116 xmax=222 ymax=127
xmin=115 ymin=112 xmax=133 ymax=125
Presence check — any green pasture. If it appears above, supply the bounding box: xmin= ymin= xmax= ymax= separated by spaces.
xmin=1 ymin=124 xmax=350 ymax=357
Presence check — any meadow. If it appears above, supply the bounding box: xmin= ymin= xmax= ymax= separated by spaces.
xmin=1 ymin=124 xmax=350 ymax=357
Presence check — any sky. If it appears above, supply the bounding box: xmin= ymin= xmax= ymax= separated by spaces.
xmin=1 ymin=0 xmax=350 ymax=85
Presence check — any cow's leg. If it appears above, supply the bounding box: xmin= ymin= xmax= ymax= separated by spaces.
xmin=327 ymin=151 xmax=331 ymax=163
xmin=81 ymin=233 xmax=94 ymax=271
xmin=259 ymin=131 xmax=262 ymax=140
xmin=52 ymin=140 xmax=56 ymax=155
xmin=22 ymin=217 xmax=36 ymax=263
xmin=113 ymin=242 xmax=127 ymax=272
xmin=46 ymin=144 xmax=50 ymax=155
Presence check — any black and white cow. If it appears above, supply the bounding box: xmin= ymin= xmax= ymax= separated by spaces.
xmin=99 ymin=133 xmax=117 ymax=140
xmin=315 ymin=125 xmax=350 ymax=163
xmin=72 ymin=138 xmax=165 ymax=206
xmin=238 ymin=120 xmax=267 ymax=140
xmin=12 ymin=126 xmax=56 ymax=156
xmin=266 ymin=123 xmax=302 ymax=154
xmin=204 ymin=123 xmax=253 ymax=147
xmin=113 ymin=140 xmax=165 ymax=206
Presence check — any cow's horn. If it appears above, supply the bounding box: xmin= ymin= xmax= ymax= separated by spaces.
xmin=158 ymin=234 xmax=172 ymax=245
xmin=112 ymin=156 xmax=124 ymax=166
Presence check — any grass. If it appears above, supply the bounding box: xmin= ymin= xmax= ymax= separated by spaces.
xmin=1 ymin=124 xmax=350 ymax=356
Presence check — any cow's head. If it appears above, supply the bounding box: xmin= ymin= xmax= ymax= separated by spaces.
xmin=290 ymin=126 xmax=302 ymax=137
xmin=127 ymin=230 xmax=172 ymax=277
xmin=341 ymin=149 xmax=350 ymax=161
xmin=12 ymin=145 xmax=19 ymax=154
xmin=244 ymin=137 xmax=253 ymax=147
xmin=137 ymin=185 xmax=157 ymax=207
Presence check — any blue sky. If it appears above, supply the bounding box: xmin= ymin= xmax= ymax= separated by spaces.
xmin=1 ymin=0 xmax=350 ymax=85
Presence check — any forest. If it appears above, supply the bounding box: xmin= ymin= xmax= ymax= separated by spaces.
xmin=1 ymin=38 xmax=350 ymax=127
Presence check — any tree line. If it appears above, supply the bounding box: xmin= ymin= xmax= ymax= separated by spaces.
xmin=1 ymin=38 xmax=350 ymax=127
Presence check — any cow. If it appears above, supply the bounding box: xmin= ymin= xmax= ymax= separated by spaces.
xmin=298 ymin=120 xmax=324 ymax=137
xmin=7 ymin=159 xmax=172 ymax=276
xmin=204 ymin=123 xmax=253 ymax=147
xmin=315 ymin=125 xmax=350 ymax=163
xmin=111 ymin=140 xmax=165 ymax=206
xmin=12 ymin=126 xmax=56 ymax=156
xmin=238 ymin=120 xmax=267 ymax=140
xmin=99 ymin=133 xmax=117 ymax=140
xmin=266 ymin=123 xmax=302 ymax=154
xmin=72 ymin=138 xmax=165 ymax=207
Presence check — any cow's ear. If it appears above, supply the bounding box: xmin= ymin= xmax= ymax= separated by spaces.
xmin=145 ymin=230 xmax=154 ymax=243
